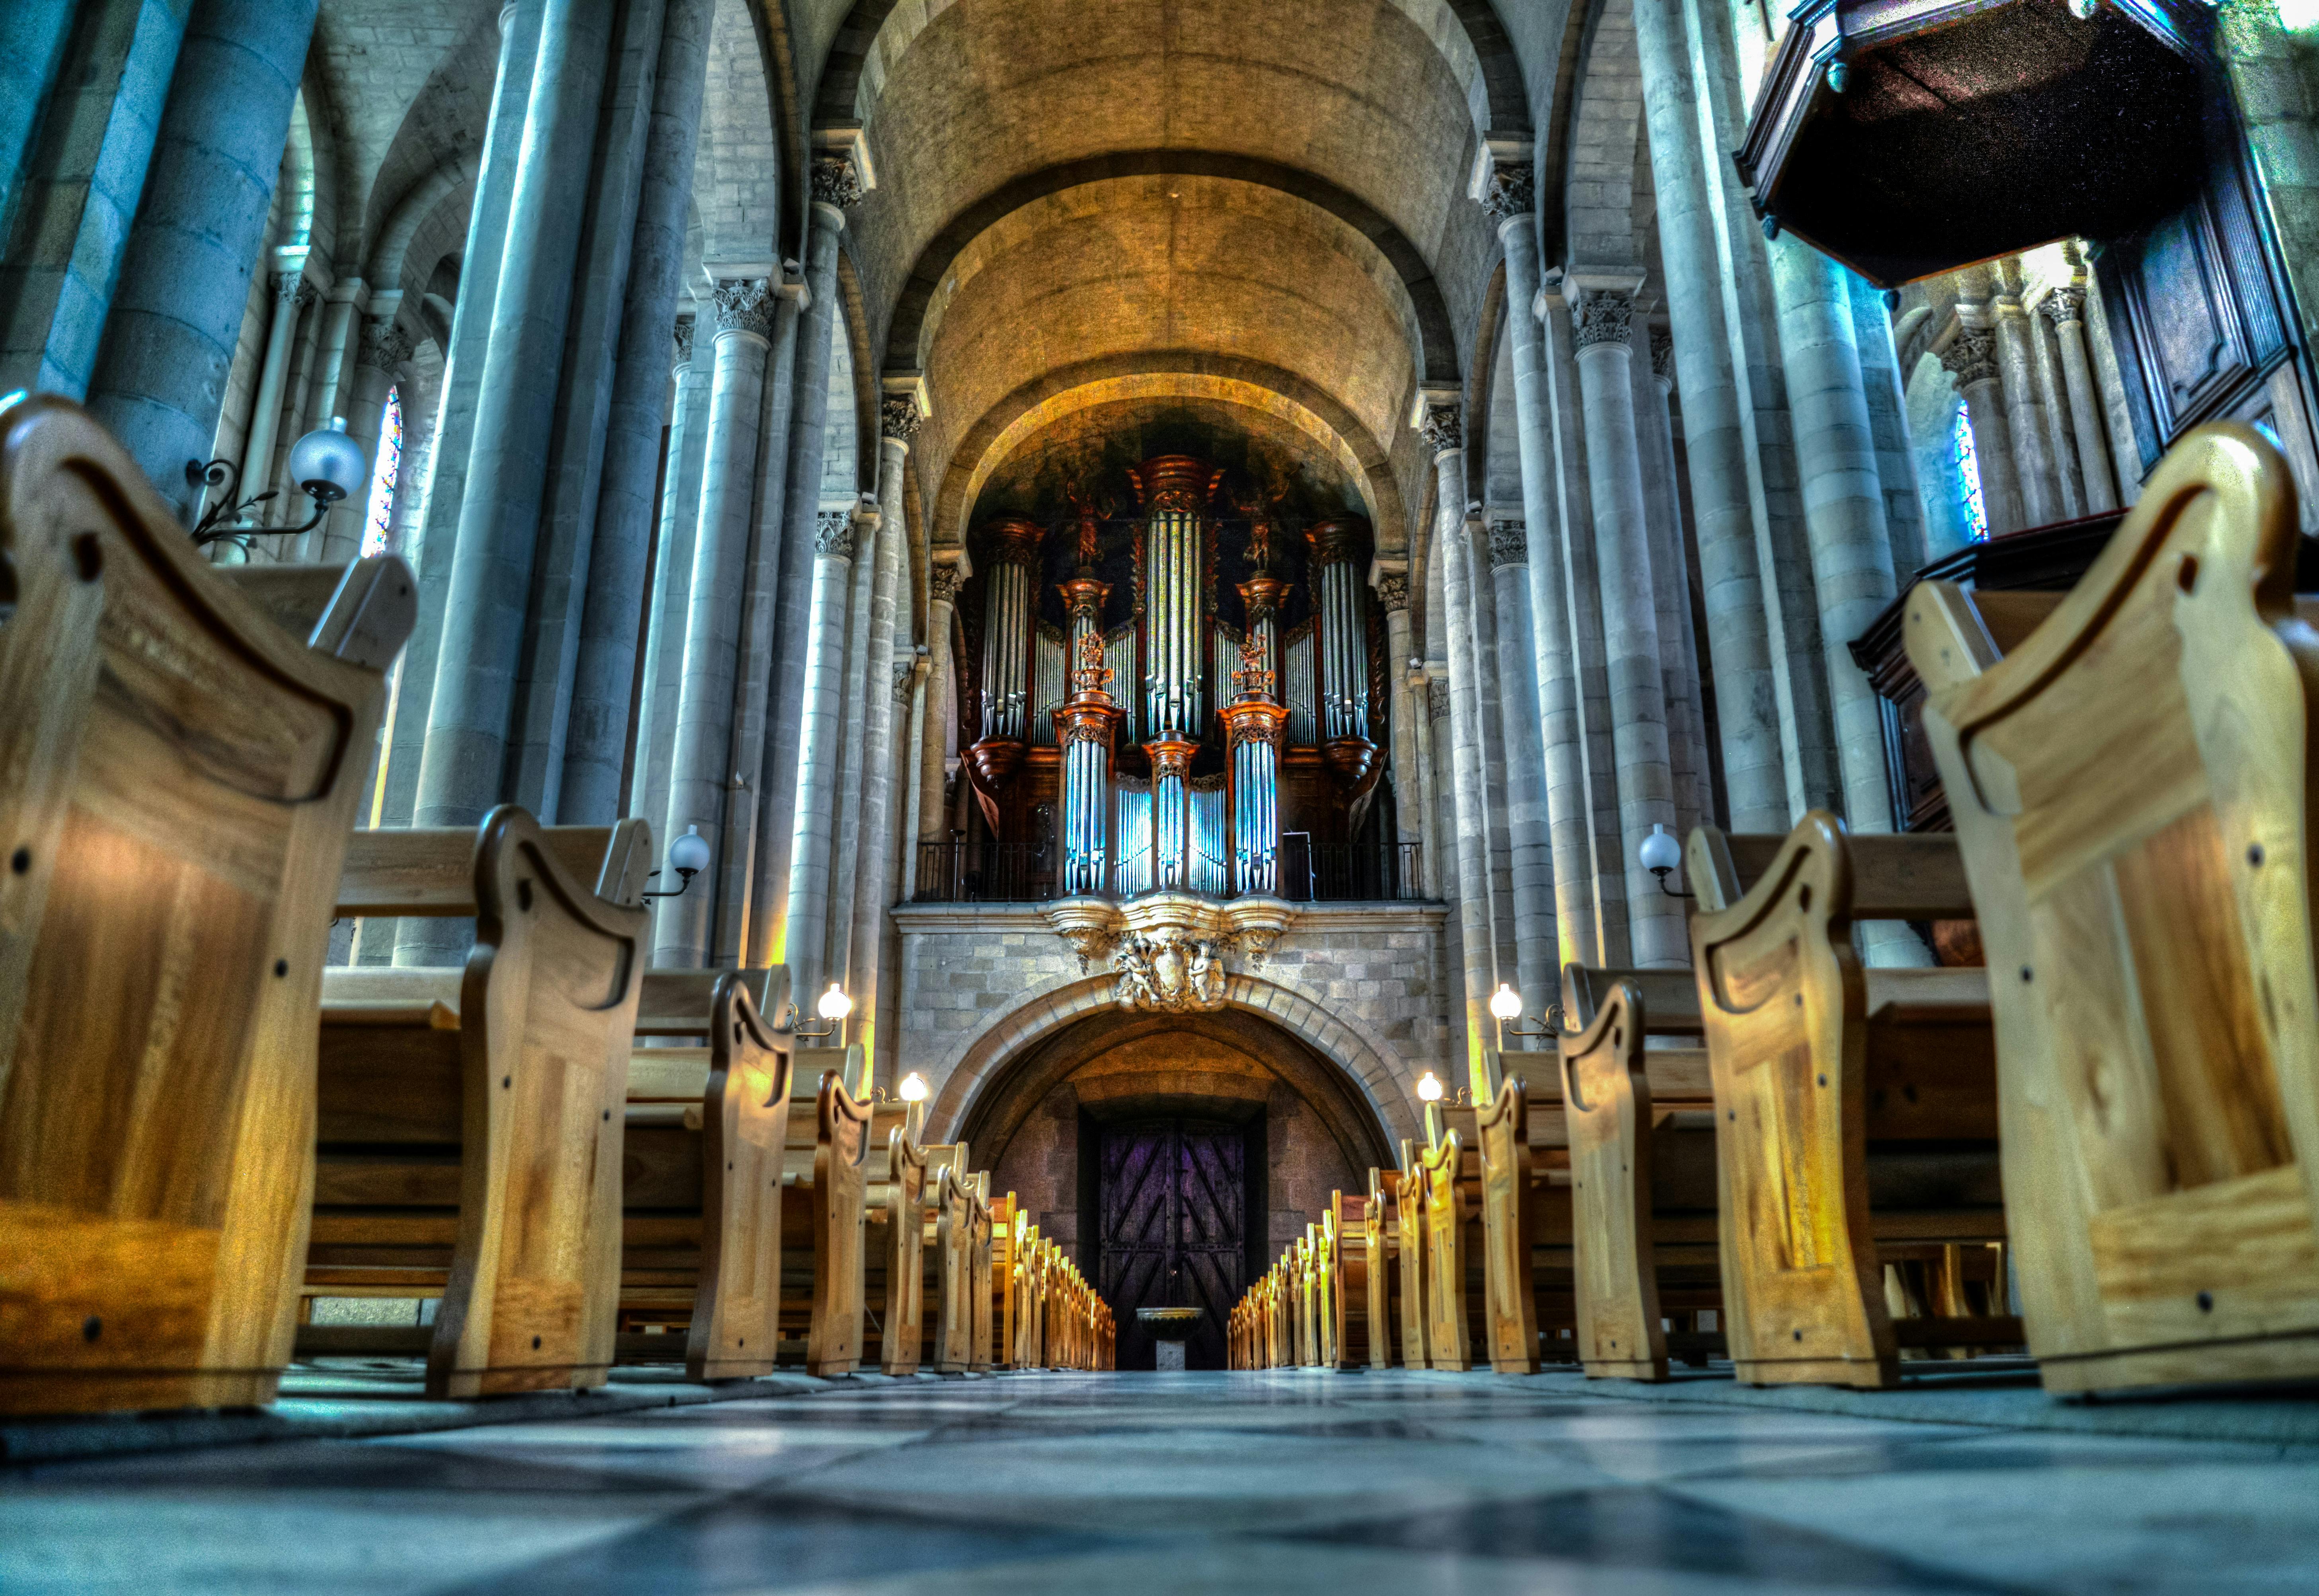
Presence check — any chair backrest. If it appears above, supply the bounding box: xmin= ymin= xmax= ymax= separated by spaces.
xmin=1908 ymin=421 xmax=2319 ymax=1367
xmin=689 ymin=973 xmax=793 ymax=1377
xmin=0 ymin=392 xmax=413 ymax=1404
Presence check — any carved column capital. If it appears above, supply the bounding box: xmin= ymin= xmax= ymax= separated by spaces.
xmin=712 ymin=276 xmax=775 ymax=339
xmin=1480 ymin=165 xmax=1536 ymax=224
xmin=881 ymin=395 xmax=923 ymax=443
xmin=928 ymin=562 xmax=966 ymax=606
xmin=272 ymin=270 xmax=307 ymax=307
xmin=1649 ymin=325 xmax=1674 ymax=383
xmin=1487 ymin=520 xmax=1527 ymax=567
xmin=1572 ymin=290 xmax=1635 ymax=350
xmin=893 ymin=661 xmax=918 ymax=705
xmin=672 ymin=313 xmax=694 ymax=369
xmin=1419 ymin=403 xmax=1463 ymax=456
xmin=811 ymin=156 xmax=865 ymax=210
xmin=1939 ymin=327 xmax=2000 ymax=388
xmin=1374 ymin=571 xmax=1410 ymax=613
xmin=1426 ymin=678 xmax=1451 ymax=721
xmin=356 ymin=317 xmax=415 ymax=373
xmin=815 ymin=508 xmax=856 ymax=559
xmin=2038 ymin=285 xmax=2087 ymax=327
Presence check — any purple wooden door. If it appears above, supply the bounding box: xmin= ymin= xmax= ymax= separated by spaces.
xmin=1097 ymin=1118 xmax=1246 ymax=1370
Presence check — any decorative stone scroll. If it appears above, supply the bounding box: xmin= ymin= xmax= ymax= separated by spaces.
xmin=1039 ymin=892 xmax=1298 ymax=990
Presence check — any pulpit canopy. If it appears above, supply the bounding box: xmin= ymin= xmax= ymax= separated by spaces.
xmin=1734 ymin=0 xmax=2214 ymax=287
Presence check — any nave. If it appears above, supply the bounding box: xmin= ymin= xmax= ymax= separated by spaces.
xmin=8 ymin=1370 xmax=2318 ymax=1594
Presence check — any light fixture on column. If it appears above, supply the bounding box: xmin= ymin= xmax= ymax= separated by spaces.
xmin=1489 ymin=982 xmax=1565 ymax=1039
xmin=1639 ymin=823 xmax=1692 ymax=899
xmin=187 ymin=417 xmax=369 ymax=547
xmin=641 ymin=826 xmax=712 ymax=899
xmin=786 ymin=983 xmax=854 ymax=1039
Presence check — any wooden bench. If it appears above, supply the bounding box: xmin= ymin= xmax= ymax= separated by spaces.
xmin=1553 ymin=982 xmax=1723 ymax=1380
xmin=614 ymin=973 xmax=795 ymax=1379
xmin=1908 ymin=421 xmax=2319 ymax=1394
xmin=1689 ymin=813 xmax=2014 ymax=1388
xmin=0 ymin=394 xmax=415 ymax=1415
xmin=307 ymin=812 xmax=650 ymax=1397
xmin=1325 ymin=1192 xmax=1372 ymax=1368
xmin=777 ymin=1045 xmax=873 ymax=1376
xmin=1470 ymin=1076 xmax=1583 ymax=1375
xmin=1381 ymin=1144 xmax=1431 ymax=1367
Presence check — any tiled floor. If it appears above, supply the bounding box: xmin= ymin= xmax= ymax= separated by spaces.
xmin=4 ymin=1371 xmax=2316 ymax=1593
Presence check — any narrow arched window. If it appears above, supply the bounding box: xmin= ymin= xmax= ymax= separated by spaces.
xmin=362 ymin=386 xmax=401 ymax=557
xmin=1951 ymin=400 xmax=1988 ymax=543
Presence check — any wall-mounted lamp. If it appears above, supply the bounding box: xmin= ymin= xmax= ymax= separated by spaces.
xmin=641 ymin=825 xmax=712 ymax=899
xmin=1639 ymin=823 xmax=1692 ymax=899
xmin=1416 ymin=1070 xmax=1443 ymax=1103
xmin=898 ymin=1072 xmax=930 ymax=1103
xmin=785 ymin=983 xmax=854 ymax=1039
xmin=187 ymin=418 xmax=368 ymax=547
xmin=1489 ymin=982 xmax=1566 ymax=1039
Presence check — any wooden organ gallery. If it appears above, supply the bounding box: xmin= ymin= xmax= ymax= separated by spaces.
xmin=943 ymin=455 xmax=1394 ymax=907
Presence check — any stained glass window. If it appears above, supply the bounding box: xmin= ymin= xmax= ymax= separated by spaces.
xmin=362 ymin=386 xmax=401 ymax=557
xmin=1951 ymin=400 xmax=1988 ymax=543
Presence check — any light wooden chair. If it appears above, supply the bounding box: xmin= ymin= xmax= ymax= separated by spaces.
xmin=1688 ymin=814 xmax=2011 ymax=1388
xmin=311 ymin=812 xmax=650 ymax=1397
xmin=0 ymin=395 xmax=414 ymax=1415
xmin=1909 ymin=421 xmax=2319 ymax=1394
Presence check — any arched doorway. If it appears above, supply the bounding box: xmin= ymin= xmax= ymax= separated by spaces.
xmin=957 ymin=1006 xmax=1394 ymax=1370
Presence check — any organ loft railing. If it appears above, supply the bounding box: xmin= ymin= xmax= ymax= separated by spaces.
xmin=933 ymin=452 xmax=1411 ymax=906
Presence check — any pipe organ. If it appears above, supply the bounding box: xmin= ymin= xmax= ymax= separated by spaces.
xmin=956 ymin=452 xmax=1386 ymax=904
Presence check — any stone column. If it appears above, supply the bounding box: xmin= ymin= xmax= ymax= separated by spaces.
xmin=353 ymin=2 xmax=534 ymax=967
xmin=1990 ymin=265 xmax=2061 ymax=528
xmin=782 ymin=508 xmax=862 ymax=1008
xmin=560 ymin=0 xmax=715 ymax=827
xmin=843 ymin=398 xmax=919 ymax=1060
xmin=270 ymin=275 xmax=329 ymax=538
xmin=748 ymin=171 xmax=858 ymax=969
xmin=1423 ymin=401 xmax=1500 ymax=1096
xmin=1491 ymin=191 xmax=1606 ymax=963
xmin=1630 ymin=0 xmax=1789 ymax=832
xmin=1941 ymin=329 xmax=2024 ymax=537
xmin=1569 ymin=288 xmax=1685 ymax=969
xmin=236 ymin=267 xmax=310 ymax=518
xmin=1641 ymin=329 xmax=1711 ymax=833
xmin=403 ymin=0 xmax=611 ymax=848
xmin=2040 ymin=284 xmax=2119 ymax=513
xmin=655 ymin=276 xmax=773 ymax=967
xmin=908 ymin=561 xmax=964 ymax=895
xmin=84 ymin=0 xmax=321 ymax=520
xmin=1769 ymin=239 xmax=1928 ymax=967
xmin=1376 ymin=572 xmax=1423 ymax=875
xmin=631 ymin=318 xmax=704 ymax=833
xmin=708 ymin=288 xmax=802 ymax=963
xmin=334 ymin=315 xmax=414 ymax=562
xmin=1484 ymin=522 xmax=1558 ymax=1045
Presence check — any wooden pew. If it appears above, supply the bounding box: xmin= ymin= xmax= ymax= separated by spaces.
xmin=1908 ymin=422 xmax=2319 ymax=1394
xmin=1552 ymin=983 xmax=1723 ymax=1380
xmin=613 ymin=973 xmax=796 ymax=1379
xmin=919 ymin=1141 xmax=984 ymax=1374
xmin=986 ymin=1191 xmax=1019 ymax=1368
xmin=0 ymin=395 xmax=416 ymax=1415
xmin=1470 ymin=1075 xmax=1582 ymax=1375
xmin=1325 ymin=1192 xmax=1372 ymax=1368
xmin=1688 ymin=813 xmax=2013 ymax=1388
xmin=1358 ymin=1171 xmax=1400 ymax=1368
xmin=778 ymin=1045 xmax=872 ymax=1376
xmin=308 ymin=812 xmax=650 ymax=1397
xmin=861 ymin=1101 xmax=928 ymax=1375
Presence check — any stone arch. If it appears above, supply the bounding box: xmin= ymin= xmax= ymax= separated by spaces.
xmin=1561 ymin=0 xmax=1646 ymax=273
xmin=817 ymin=0 xmax=1530 ymax=153
xmin=698 ymin=0 xmax=784 ymax=265
xmin=933 ymin=356 xmax=1410 ymax=552
xmin=924 ymin=970 xmax=1424 ymax=1154
xmin=882 ymin=152 xmax=1460 ymax=388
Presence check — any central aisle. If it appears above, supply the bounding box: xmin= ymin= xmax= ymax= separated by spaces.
xmin=5 ymin=1371 xmax=2313 ymax=1592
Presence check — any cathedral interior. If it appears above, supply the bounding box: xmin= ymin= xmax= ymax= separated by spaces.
xmin=5 ymin=0 xmax=2319 ymax=1589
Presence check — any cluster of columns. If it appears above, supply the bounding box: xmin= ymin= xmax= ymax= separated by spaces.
xmin=1423 ymin=0 xmax=1977 ymax=1089
xmin=1938 ymin=258 xmax=2121 ymax=551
